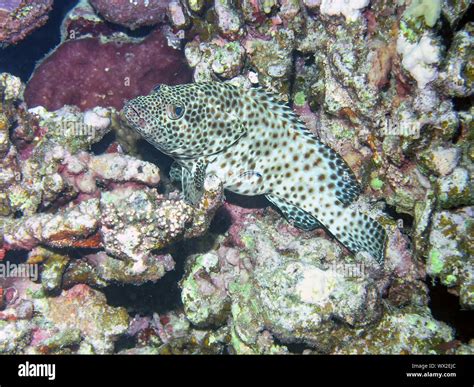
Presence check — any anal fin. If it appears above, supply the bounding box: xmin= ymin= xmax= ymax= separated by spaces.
xmin=266 ymin=194 xmax=323 ymax=231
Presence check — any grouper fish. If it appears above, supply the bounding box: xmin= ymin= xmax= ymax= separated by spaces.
xmin=122 ymin=82 xmax=387 ymax=263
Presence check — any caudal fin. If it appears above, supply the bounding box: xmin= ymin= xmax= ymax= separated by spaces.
xmin=331 ymin=208 xmax=387 ymax=264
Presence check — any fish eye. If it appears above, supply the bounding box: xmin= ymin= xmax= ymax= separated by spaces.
xmin=166 ymin=104 xmax=185 ymax=120
xmin=152 ymin=84 xmax=161 ymax=92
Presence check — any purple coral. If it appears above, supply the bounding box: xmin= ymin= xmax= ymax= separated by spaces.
xmin=0 ymin=0 xmax=53 ymax=46
xmin=89 ymin=0 xmax=171 ymax=30
xmin=24 ymin=29 xmax=192 ymax=111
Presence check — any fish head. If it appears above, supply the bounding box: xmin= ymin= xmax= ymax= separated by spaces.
xmin=122 ymin=84 xmax=198 ymax=157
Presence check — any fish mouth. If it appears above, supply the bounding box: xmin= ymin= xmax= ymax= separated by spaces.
xmin=122 ymin=102 xmax=145 ymax=130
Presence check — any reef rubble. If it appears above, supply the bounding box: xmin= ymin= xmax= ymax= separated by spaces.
xmin=0 ymin=0 xmax=473 ymax=355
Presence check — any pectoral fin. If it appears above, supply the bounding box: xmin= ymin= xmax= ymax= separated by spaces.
xmin=169 ymin=161 xmax=183 ymax=183
xmin=181 ymin=158 xmax=208 ymax=206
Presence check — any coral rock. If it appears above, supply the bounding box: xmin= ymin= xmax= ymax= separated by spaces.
xmin=25 ymin=29 xmax=192 ymax=111
xmin=3 ymin=199 xmax=101 ymax=250
xmin=37 ymin=284 xmax=129 ymax=353
xmin=427 ymin=208 xmax=474 ymax=309
xmin=0 ymin=0 xmax=53 ymax=46
xmin=89 ymin=0 xmax=170 ymax=29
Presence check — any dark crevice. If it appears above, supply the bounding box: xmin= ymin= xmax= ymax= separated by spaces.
xmin=209 ymin=206 xmax=234 ymax=234
xmin=0 ymin=0 xmax=79 ymax=81
xmin=438 ymin=14 xmax=455 ymax=51
xmin=452 ymin=96 xmax=474 ymax=112
xmin=455 ymin=3 xmax=474 ymax=32
xmin=272 ymin=336 xmax=313 ymax=354
xmin=288 ymin=50 xmax=299 ymax=105
xmin=224 ymin=190 xmax=269 ymax=209
xmin=99 ymin=21 xmax=156 ymax=39
xmin=102 ymin=255 xmax=185 ymax=316
xmin=113 ymin=334 xmax=137 ymax=353
xmin=427 ymin=279 xmax=474 ymax=343
xmin=90 ymin=130 xmax=116 ymax=155
xmin=3 ymin=249 xmax=29 ymax=265
xmin=102 ymin=232 xmax=219 ymax=316
xmin=383 ymin=204 xmax=414 ymax=229
xmin=451 ymin=122 xmax=463 ymax=144
xmin=136 ymin=139 xmax=174 ymax=173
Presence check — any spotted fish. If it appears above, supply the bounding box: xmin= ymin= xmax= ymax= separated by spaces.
xmin=122 ymin=82 xmax=387 ymax=263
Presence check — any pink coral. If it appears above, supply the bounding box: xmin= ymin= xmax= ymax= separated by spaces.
xmin=24 ymin=29 xmax=192 ymax=111
xmin=89 ymin=0 xmax=171 ymax=30
xmin=0 ymin=0 xmax=53 ymax=46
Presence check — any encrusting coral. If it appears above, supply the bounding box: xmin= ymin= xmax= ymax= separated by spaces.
xmin=0 ymin=0 xmax=472 ymax=355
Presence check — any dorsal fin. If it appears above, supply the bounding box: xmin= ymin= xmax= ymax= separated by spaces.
xmin=248 ymin=87 xmax=316 ymax=138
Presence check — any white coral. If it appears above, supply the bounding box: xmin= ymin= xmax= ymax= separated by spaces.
xmin=397 ymin=33 xmax=441 ymax=89
xmin=320 ymin=0 xmax=370 ymax=22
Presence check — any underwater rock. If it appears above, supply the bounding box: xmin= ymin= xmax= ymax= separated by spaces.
xmin=185 ymin=39 xmax=246 ymax=81
xmin=89 ymin=0 xmax=171 ymax=29
xmin=436 ymin=167 xmax=473 ymax=209
xmin=229 ymin=217 xmax=385 ymax=353
xmin=120 ymin=311 xmax=229 ymax=354
xmin=214 ymin=0 xmax=243 ymax=39
xmin=427 ymin=208 xmax=474 ymax=309
xmin=441 ymin=0 xmax=471 ymax=28
xmin=0 ymin=72 xmax=24 ymax=101
xmin=180 ymin=199 xmax=440 ymax=354
xmin=59 ymin=150 xmax=161 ymax=195
xmin=181 ymin=252 xmax=231 ymax=327
xmin=35 ymin=284 xmax=129 ymax=353
xmin=0 ymin=104 xmax=114 ymax=216
xmin=3 ymin=198 xmax=101 ymax=250
xmin=182 ymin=210 xmax=392 ymax=353
xmin=186 ymin=0 xmax=206 ymax=13
xmin=243 ymin=31 xmax=294 ymax=95
xmin=439 ymin=23 xmax=474 ymax=98
xmin=168 ymin=0 xmax=190 ymax=29
xmin=0 ymin=320 xmax=31 ymax=353
xmin=30 ymin=246 xmax=70 ymax=294
xmin=60 ymin=0 xmax=118 ymax=41
xmin=0 ymin=278 xmax=128 ymax=354
xmin=0 ymin=0 xmax=53 ymax=46
xmin=402 ymin=0 xmax=441 ymax=28
xmin=99 ymin=187 xmax=192 ymax=265
xmin=334 ymin=307 xmax=454 ymax=354
xmin=419 ymin=145 xmax=461 ymax=176
xmin=99 ymin=175 xmax=223 ymax=272
xmin=63 ymin=251 xmax=175 ymax=288
xmin=2 ymin=177 xmax=223 ymax=284
xmin=25 ymin=29 xmax=192 ymax=111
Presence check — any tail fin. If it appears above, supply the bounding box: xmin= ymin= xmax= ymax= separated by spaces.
xmin=331 ymin=208 xmax=387 ymax=264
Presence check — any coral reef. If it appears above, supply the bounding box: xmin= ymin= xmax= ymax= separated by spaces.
xmin=0 ymin=73 xmax=225 ymax=353
xmin=180 ymin=207 xmax=441 ymax=354
xmin=0 ymin=0 xmax=53 ymax=46
xmin=25 ymin=29 xmax=192 ymax=111
xmin=0 ymin=279 xmax=129 ymax=354
xmin=89 ymin=0 xmax=170 ymax=30
xmin=0 ymin=0 xmax=472 ymax=355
